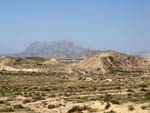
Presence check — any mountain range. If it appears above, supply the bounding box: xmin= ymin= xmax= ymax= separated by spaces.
xmin=1 ymin=40 xmax=149 ymax=59
xmin=135 ymin=50 xmax=150 ymax=60
xmin=13 ymin=40 xmax=101 ymax=59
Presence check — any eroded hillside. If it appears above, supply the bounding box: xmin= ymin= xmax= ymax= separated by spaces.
xmin=78 ymin=51 xmax=150 ymax=74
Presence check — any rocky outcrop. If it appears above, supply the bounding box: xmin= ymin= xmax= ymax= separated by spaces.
xmin=0 ymin=56 xmax=37 ymax=67
xmin=0 ymin=65 xmax=39 ymax=72
xmin=0 ymin=56 xmax=67 ymax=74
xmin=0 ymin=56 xmax=40 ymax=72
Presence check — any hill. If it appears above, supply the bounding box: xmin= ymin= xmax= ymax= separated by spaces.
xmin=0 ymin=56 xmax=40 ymax=72
xmin=0 ymin=56 xmax=37 ymax=67
xmin=78 ymin=51 xmax=150 ymax=74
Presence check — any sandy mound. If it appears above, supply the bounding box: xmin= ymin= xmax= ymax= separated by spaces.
xmin=42 ymin=58 xmax=63 ymax=65
xmin=78 ymin=51 xmax=150 ymax=74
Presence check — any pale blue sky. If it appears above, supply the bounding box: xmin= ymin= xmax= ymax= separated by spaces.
xmin=0 ymin=0 xmax=150 ymax=54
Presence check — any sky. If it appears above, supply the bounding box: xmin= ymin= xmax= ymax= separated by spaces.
xmin=0 ymin=0 xmax=150 ymax=54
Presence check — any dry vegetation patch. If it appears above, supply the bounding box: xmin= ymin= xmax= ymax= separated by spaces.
xmin=0 ymin=73 xmax=150 ymax=113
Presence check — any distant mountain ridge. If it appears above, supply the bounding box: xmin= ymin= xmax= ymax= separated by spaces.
xmin=136 ymin=50 xmax=150 ymax=61
xmin=14 ymin=40 xmax=101 ymax=59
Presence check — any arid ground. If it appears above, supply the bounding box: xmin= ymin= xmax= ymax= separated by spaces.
xmin=0 ymin=72 xmax=150 ymax=113
xmin=1 ymin=52 xmax=150 ymax=113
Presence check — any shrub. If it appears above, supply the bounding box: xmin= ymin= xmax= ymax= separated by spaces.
xmin=48 ymin=104 xmax=56 ymax=109
xmin=0 ymin=100 xmax=5 ymax=104
xmin=14 ymin=104 xmax=24 ymax=109
xmin=127 ymin=89 xmax=134 ymax=92
xmin=141 ymin=104 xmax=150 ymax=110
xmin=111 ymin=100 xmax=120 ymax=105
xmin=105 ymin=110 xmax=117 ymax=113
xmin=128 ymin=105 xmax=135 ymax=111
xmin=141 ymin=105 xmax=147 ymax=110
xmin=67 ymin=105 xmax=88 ymax=113
xmin=0 ymin=108 xmax=14 ymax=112
xmin=32 ymin=96 xmax=45 ymax=102
xmin=23 ymin=99 xmax=32 ymax=104
xmin=105 ymin=103 xmax=111 ymax=110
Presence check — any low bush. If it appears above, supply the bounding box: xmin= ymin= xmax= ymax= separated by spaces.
xmin=48 ymin=104 xmax=56 ymax=109
xmin=23 ymin=99 xmax=32 ymax=104
xmin=14 ymin=104 xmax=24 ymax=109
xmin=105 ymin=103 xmax=111 ymax=110
xmin=128 ymin=105 xmax=135 ymax=111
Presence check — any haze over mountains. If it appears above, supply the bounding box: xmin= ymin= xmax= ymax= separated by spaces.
xmin=14 ymin=40 xmax=101 ymax=59
xmin=135 ymin=50 xmax=150 ymax=61
xmin=0 ymin=40 xmax=150 ymax=59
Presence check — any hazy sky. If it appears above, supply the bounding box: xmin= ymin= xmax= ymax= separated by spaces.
xmin=0 ymin=0 xmax=150 ymax=54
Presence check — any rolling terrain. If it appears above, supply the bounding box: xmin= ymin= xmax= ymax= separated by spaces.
xmin=0 ymin=51 xmax=150 ymax=113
